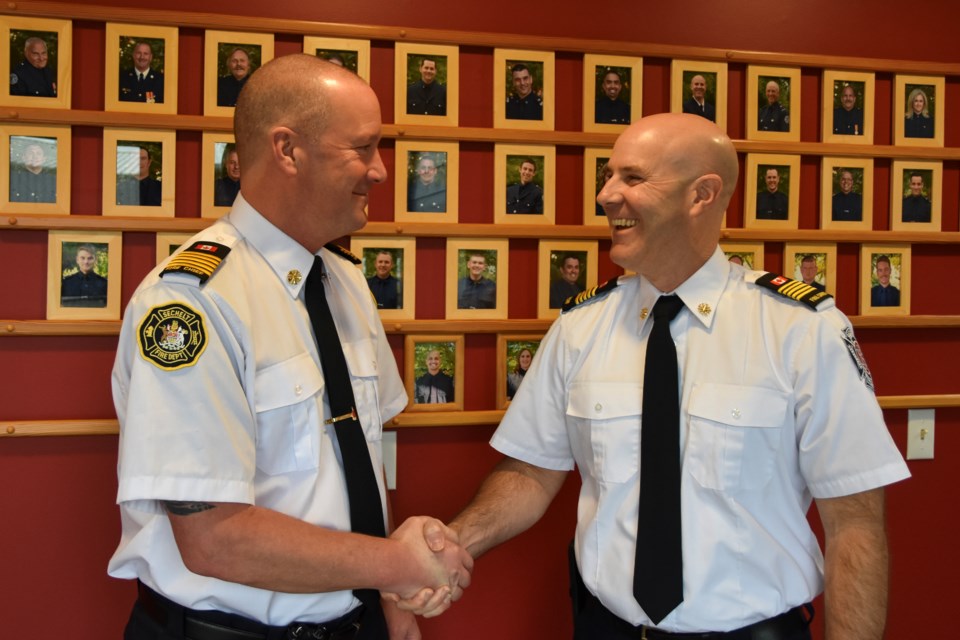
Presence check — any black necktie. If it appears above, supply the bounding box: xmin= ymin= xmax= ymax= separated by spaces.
xmin=305 ymin=256 xmax=385 ymax=537
xmin=305 ymin=256 xmax=387 ymax=626
xmin=634 ymin=294 xmax=685 ymax=624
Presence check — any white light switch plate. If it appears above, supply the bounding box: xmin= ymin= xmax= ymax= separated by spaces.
xmin=907 ymin=408 xmax=934 ymax=460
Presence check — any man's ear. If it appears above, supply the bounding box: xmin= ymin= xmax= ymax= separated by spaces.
xmin=691 ymin=173 xmax=722 ymax=212
xmin=269 ymin=127 xmax=298 ymax=176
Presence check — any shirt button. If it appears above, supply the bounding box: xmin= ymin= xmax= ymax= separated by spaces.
xmin=295 ymin=384 xmax=303 ymax=396
xmin=731 ymin=408 xmax=741 ymax=419
xmin=595 ymin=403 xmax=602 ymax=413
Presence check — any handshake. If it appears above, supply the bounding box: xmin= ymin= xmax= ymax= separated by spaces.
xmin=384 ymin=516 xmax=473 ymax=618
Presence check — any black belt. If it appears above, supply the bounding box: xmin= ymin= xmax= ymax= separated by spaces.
xmin=635 ymin=605 xmax=812 ymax=639
xmin=137 ymin=582 xmax=363 ymax=640
xmin=581 ymin=589 xmax=813 ymax=640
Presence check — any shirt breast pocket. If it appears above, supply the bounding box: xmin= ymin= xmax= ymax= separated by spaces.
xmin=254 ymin=352 xmax=324 ymax=476
xmin=567 ymin=382 xmax=642 ymax=484
xmin=686 ymin=383 xmax=788 ymax=492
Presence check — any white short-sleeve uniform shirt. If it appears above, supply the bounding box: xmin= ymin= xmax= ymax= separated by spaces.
xmin=492 ymin=247 xmax=909 ymax=632
xmin=109 ymin=195 xmax=407 ymax=626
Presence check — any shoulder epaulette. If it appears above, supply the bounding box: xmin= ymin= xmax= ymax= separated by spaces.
xmin=325 ymin=243 xmax=361 ymax=265
xmin=561 ymin=278 xmax=619 ymax=313
xmin=754 ymin=272 xmax=832 ymax=310
xmin=160 ymin=241 xmax=232 ymax=284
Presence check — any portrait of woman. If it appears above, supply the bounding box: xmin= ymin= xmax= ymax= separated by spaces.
xmin=506 ymin=347 xmax=533 ymax=400
xmin=214 ymin=143 xmax=240 ymax=207
xmin=904 ymin=86 xmax=934 ymax=139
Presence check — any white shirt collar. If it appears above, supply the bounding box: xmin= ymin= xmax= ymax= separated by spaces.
xmin=225 ymin=194 xmax=316 ymax=300
xmin=636 ymin=246 xmax=730 ymax=331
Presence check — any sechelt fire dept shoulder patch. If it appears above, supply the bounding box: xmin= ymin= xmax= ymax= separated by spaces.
xmin=137 ymin=302 xmax=208 ymax=370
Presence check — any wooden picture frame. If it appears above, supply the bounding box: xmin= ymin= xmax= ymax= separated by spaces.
xmin=155 ymin=232 xmax=193 ymax=263
xmin=1 ymin=16 xmax=72 ymax=110
xmin=493 ymin=48 xmax=554 ymax=130
xmin=493 ymin=143 xmax=556 ymax=225
xmin=720 ymin=241 xmax=764 ymax=271
xmin=744 ymin=153 xmax=800 ymax=230
xmin=102 ymin=127 xmax=177 ymax=217
xmin=46 ymin=230 xmax=122 ymax=320
xmin=582 ymin=54 xmax=642 ymax=133
xmin=783 ymin=242 xmax=837 ymax=295
xmin=821 ymin=69 xmax=875 ymax=144
xmin=201 ymin=131 xmax=238 ymax=218
xmin=746 ymin=65 xmax=800 ymax=142
xmin=445 ymin=238 xmax=509 ymax=320
xmin=104 ymin=23 xmax=178 ymax=114
xmin=582 ymin=147 xmax=612 ymax=227
xmin=394 ymin=140 xmax=459 ymax=224
xmin=203 ymin=30 xmax=274 ymax=116
xmin=404 ymin=334 xmax=464 ymax=411
xmin=892 ymin=74 xmax=945 ymax=147
xmin=497 ymin=333 xmax=544 ymax=409
xmin=1 ymin=123 xmax=71 ymax=214
xmin=819 ymin=157 xmax=874 ymax=231
xmin=860 ymin=244 xmax=911 ymax=316
xmin=303 ymin=36 xmax=371 ymax=81
xmin=890 ymin=159 xmax=941 ymax=232
xmin=349 ymin=236 xmax=417 ymax=321
xmin=537 ymin=240 xmax=598 ymax=319
xmin=670 ymin=59 xmax=727 ymax=131
xmin=394 ymin=42 xmax=459 ymax=127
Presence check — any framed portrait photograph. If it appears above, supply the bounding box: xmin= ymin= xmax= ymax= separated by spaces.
xmin=582 ymin=54 xmax=642 ymax=133
xmin=102 ymin=127 xmax=176 ymax=217
xmin=537 ymin=240 xmax=598 ymax=319
xmin=493 ymin=48 xmax=555 ymax=131
xmin=394 ymin=140 xmax=459 ymax=224
xmin=203 ymin=30 xmax=274 ymax=116
xmin=104 ymin=23 xmax=178 ymax=114
xmin=200 ymin=132 xmax=239 ymax=218
xmin=670 ymin=59 xmax=728 ymax=131
xmin=1 ymin=16 xmax=72 ymax=109
xmin=0 ymin=123 xmax=71 ymax=214
xmin=859 ymin=244 xmax=911 ymax=316
xmin=155 ymin=232 xmax=193 ymax=264
xmin=746 ymin=65 xmax=800 ymax=142
xmin=783 ymin=243 xmax=837 ymax=296
xmin=303 ymin=36 xmax=371 ymax=81
xmin=404 ymin=334 xmax=465 ymax=412
xmin=744 ymin=153 xmax=800 ymax=230
xmin=889 ymin=159 xmax=941 ymax=232
xmin=720 ymin=241 xmax=764 ymax=271
xmin=46 ymin=230 xmax=122 ymax=320
xmin=892 ymin=74 xmax=945 ymax=147
xmin=819 ymin=157 xmax=874 ymax=231
xmin=493 ymin=143 xmax=556 ymax=226
xmin=349 ymin=236 xmax=417 ymax=321
xmin=496 ymin=333 xmax=543 ymax=408
xmin=582 ymin=147 xmax=612 ymax=227
xmin=394 ymin=42 xmax=459 ymax=127
xmin=445 ymin=238 xmax=508 ymax=320
xmin=821 ymin=70 xmax=875 ymax=145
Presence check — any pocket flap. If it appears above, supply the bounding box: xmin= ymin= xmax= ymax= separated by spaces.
xmin=342 ymin=340 xmax=378 ymax=378
xmin=567 ymin=381 xmax=642 ymax=419
xmin=688 ymin=383 xmax=787 ymax=427
xmin=254 ymin=352 xmax=324 ymax=412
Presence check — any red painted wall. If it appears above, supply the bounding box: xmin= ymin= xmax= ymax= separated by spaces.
xmin=2 ymin=1 xmax=958 ymax=638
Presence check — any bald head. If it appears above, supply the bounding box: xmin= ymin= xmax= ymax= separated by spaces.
xmin=234 ymin=54 xmax=365 ymax=170
xmin=623 ymin=112 xmax=738 ymax=208
xmin=599 ymin=113 xmax=738 ymax=289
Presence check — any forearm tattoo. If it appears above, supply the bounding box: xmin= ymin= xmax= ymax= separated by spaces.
xmin=163 ymin=501 xmax=217 ymax=516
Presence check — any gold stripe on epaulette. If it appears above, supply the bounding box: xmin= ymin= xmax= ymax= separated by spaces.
xmin=167 ymin=254 xmax=221 ymax=271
